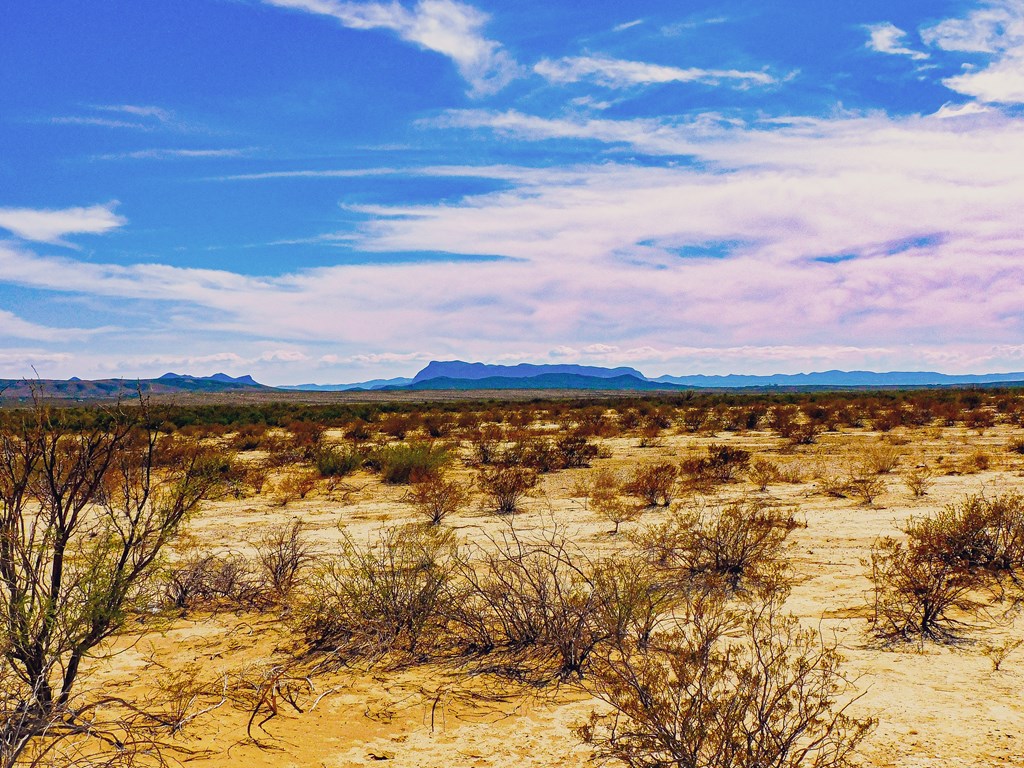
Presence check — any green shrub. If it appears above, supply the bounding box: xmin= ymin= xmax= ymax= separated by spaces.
xmin=372 ymin=442 xmax=450 ymax=484
xmin=314 ymin=445 xmax=363 ymax=477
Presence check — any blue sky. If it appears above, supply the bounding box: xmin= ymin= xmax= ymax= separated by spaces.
xmin=2 ymin=0 xmax=1024 ymax=383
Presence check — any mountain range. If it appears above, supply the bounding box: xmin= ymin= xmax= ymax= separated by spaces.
xmin=290 ymin=361 xmax=1024 ymax=392
xmin=5 ymin=362 xmax=1024 ymax=401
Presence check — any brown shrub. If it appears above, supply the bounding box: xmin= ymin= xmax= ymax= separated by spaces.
xmin=578 ymin=591 xmax=875 ymax=768
xmin=478 ymin=465 xmax=539 ymax=515
xmin=623 ymin=463 xmax=678 ymax=507
xmin=410 ymin=473 xmax=468 ymax=525
xmin=633 ymin=500 xmax=799 ymax=594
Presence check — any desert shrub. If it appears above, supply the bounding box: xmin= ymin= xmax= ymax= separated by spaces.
xmin=867 ymin=537 xmax=984 ymax=642
xmin=286 ymin=420 xmax=326 ymax=459
xmin=981 ymin=638 xmax=1023 ymax=671
xmin=592 ymin=559 xmax=680 ymax=650
xmin=256 ymin=519 xmax=315 ymax=600
xmin=623 ymin=463 xmax=678 ymax=507
xmin=371 ymin=441 xmax=450 ymax=484
xmin=242 ymin=460 xmax=272 ymax=495
xmin=555 ymin=433 xmax=599 ymax=468
xmin=679 ymin=443 xmax=750 ymax=489
xmin=514 ymin=438 xmax=560 ymax=473
xmin=965 ymin=408 xmax=996 ymax=432
xmin=578 ymin=591 xmax=875 ymax=768
xmin=862 ymin=442 xmax=902 ymax=474
xmin=814 ymin=464 xmax=850 ymax=498
xmin=422 ymin=411 xmax=456 ymax=438
xmin=0 ymin=408 xmax=225 ymax=767
xmin=478 ymin=465 xmax=539 ymax=515
xmin=273 ymin=468 xmax=319 ymax=504
xmin=634 ymin=501 xmax=798 ymax=594
xmin=468 ymin=423 xmax=504 ymax=465
xmin=378 ymin=413 xmax=417 ymax=440
xmin=594 ymin=492 xmax=644 ymax=535
xmin=451 ymin=527 xmax=608 ymax=682
xmin=163 ymin=551 xmax=264 ymax=612
xmin=845 ymin=471 xmax=886 ymax=506
xmin=747 ymin=458 xmax=780 ymax=491
xmin=230 ymin=424 xmax=267 ymax=451
xmin=313 ymin=444 xmax=363 ymax=477
xmin=907 ymin=493 xmax=1024 ymax=577
xmin=410 ymin=473 xmax=468 ymax=525
xmin=901 ymin=466 xmax=933 ymax=497
xmin=966 ymin=449 xmax=991 ymax=472
xmin=295 ymin=525 xmax=458 ymax=660
xmin=867 ymin=494 xmax=1024 ymax=642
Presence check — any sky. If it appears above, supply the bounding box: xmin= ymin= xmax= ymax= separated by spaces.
xmin=2 ymin=0 xmax=1024 ymax=384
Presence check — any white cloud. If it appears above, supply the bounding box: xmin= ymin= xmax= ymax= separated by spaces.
xmin=7 ymin=108 xmax=1024 ymax=379
xmin=0 ymin=203 xmax=127 ymax=245
xmin=50 ymin=104 xmax=180 ymax=131
xmin=0 ymin=310 xmax=107 ymax=342
xmin=534 ymin=54 xmax=776 ymax=88
xmin=865 ymin=22 xmax=928 ymax=60
xmin=96 ymin=148 xmax=250 ymax=161
xmin=264 ymin=0 xmax=518 ymax=95
xmin=612 ymin=19 xmax=643 ymax=32
xmin=920 ymin=1 xmax=1024 ymax=103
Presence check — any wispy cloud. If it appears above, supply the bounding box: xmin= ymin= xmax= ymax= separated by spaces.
xmin=95 ymin=148 xmax=251 ymax=161
xmin=534 ymin=54 xmax=777 ymax=88
xmin=0 ymin=203 xmax=126 ymax=245
xmin=212 ymin=167 xmax=404 ymax=181
xmin=4 ymin=106 xmax=1024 ymax=376
xmin=263 ymin=0 xmax=518 ymax=95
xmin=612 ymin=19 xmax=643 ymax=33
xmin=865 ymin=22 xmax=928 ymax=60
xmin=49 ymin=104 xmax=192 ymax=131
xmin=0 ymin=310 xmax=110 ymax=342
xmin=92 ymin=104 xmax=175 ymax=122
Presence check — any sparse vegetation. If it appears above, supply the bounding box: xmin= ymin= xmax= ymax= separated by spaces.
xmin=3 ymin=388 xmax=1024 ymax=765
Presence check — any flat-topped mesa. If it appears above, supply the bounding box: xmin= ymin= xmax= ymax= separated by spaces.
xmin=411 ymin=360 xmax=647 ymax=384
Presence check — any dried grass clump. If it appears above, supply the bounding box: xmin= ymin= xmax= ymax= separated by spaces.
xmin=294 ymin=525 xmax=459 ymax=661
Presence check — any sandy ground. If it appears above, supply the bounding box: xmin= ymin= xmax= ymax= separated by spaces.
xmin=84 ymin=422 xmax=1024 ymax=767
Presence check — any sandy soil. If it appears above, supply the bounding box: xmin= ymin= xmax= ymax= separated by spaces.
xmin=84 ymin=422 xmax=1024 ymax=768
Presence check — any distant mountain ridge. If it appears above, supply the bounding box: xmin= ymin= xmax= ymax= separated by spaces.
xmin=392 ymin=373 xmax=684 ymax=392
xmin=0 ymin=372 xmax=268 ymax=400
xmin=159 ymin=372 xmax=262 ymax=386
xmin=278 ymin=377 xmax=413 ymax=392
xmin=652 ymin=369 xmax=1024 ymax=388
xmin=411 ymin=360 xmax=646 ymax=383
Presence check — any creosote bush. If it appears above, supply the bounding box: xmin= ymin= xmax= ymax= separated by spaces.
xmin=634 ymin=500 xmax=799 ymax=593
xmin=867 ymin=493 xmax=1024 ymax=642
xmin=371 ymin=441 xmax=450 ymax=484
xmin=256 ymin=519 xmax=315 ymax=600
xmin=679 ymin=443 xmax=750 ymax=489
xmin=410 ymin=472 xmax=468 ymax=525
xmin=478 ymin=465 xmax=539 ymax=515
xmin=623 ymin=463 xmax=678 ymax=507
xmin=314 ymin=444 xmax=363 ymax=478
xmin=578 ymin=591 xmax=875 ymax=768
